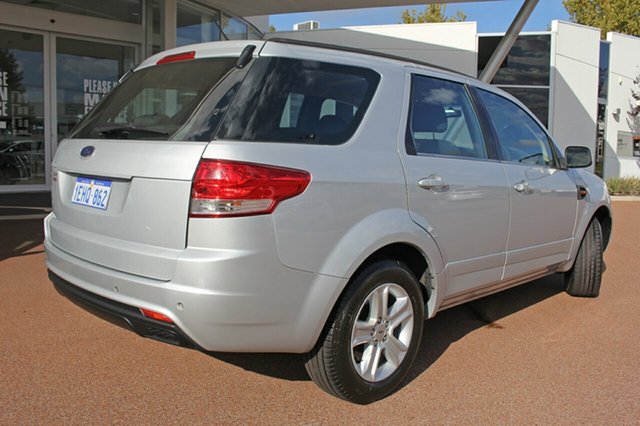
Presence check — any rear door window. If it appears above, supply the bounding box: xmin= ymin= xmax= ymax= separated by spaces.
xmin=407 ymin=75 xmax=488 ymax=159
xmin=215 ymin=57 xmax=380 ymax=145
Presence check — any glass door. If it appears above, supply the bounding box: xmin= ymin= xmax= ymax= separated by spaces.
xmin=55 ymin=37 xmax=136 ymax=143
xmin=0 ymin=30 xmax=138 ymax=192
xmin=0 ymin=28 xmax=47 ymax=188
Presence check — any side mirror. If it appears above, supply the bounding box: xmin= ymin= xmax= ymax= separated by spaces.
xmin=565 ymin=146 xmax=592 ymax=168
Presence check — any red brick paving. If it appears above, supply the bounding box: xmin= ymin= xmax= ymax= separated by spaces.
xmin=1 ymin=202 xmax=638 ymax=423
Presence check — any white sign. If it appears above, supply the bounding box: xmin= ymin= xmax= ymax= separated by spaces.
xmin=83 ymin=79 xmax=117 ymax=114
xmin=617 ymin=131 xmax=634 ymax=157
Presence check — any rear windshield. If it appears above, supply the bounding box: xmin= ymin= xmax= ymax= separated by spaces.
xmin=70 ymin=57 xmax=238 ymax=140
xmin=69 ymin=55 xmax=380 ymax=145
xmin=215 ymin=57 xmax=380 ymax=145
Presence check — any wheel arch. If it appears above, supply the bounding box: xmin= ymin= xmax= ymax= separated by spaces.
xmin=350 ymin=242 xmax=432 ymax=305
xmin=297 ymin=210 xmax=446 ymax=353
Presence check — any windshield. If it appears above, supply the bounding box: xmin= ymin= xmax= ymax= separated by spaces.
xmin=70 ymin=57 xmax=238 ymax=140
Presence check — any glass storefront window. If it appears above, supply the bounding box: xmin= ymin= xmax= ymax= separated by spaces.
xmin=222 ymin=15 xmax=248 ymax=40
xmin=4 ymin=0 xmax=142 ymax=24
xmin=175 ymin=1 xmax=261 ymax=46
xmin=177 ymin=2 xmax=222 ymax=46
xmin=0 ymin=29 xmax=45 ymax=186
xmin=500 ymin=87 xmax=550 ymax=127
xmin=477 ymin=34 xmax=551 ymax=129
xmin=56 ymin=38 xmax=136 ymax=141
xmin=478 ymin=35 xmax=551 ymax=86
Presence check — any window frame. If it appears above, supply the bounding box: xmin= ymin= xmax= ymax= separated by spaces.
xmin=469 ymin=86 xmax=564 ymax=170
xmin=404 ymin=73 xmax=495 ymax=161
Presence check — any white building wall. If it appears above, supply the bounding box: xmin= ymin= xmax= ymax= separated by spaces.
xmin=548 ymin=21 xmax=600 ymax=173
xmin=604 ymin=32 xmax=640 ymax=179
xmin=267 ymin=22 xmax=478 ymax=76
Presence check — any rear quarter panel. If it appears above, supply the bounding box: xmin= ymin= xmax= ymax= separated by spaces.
xmin=203 ymin=49 xmax=436 ymax=278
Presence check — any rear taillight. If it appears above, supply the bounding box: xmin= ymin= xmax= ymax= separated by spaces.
xmin=190 ymin=159 xmax=311 ymax=218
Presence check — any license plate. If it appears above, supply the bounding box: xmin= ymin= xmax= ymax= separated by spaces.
xmin=71 ymin=177 xmax=112 ymax=210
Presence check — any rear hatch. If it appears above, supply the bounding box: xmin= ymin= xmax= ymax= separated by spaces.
xmin=48 ymin=41 xmax=263 ymax=281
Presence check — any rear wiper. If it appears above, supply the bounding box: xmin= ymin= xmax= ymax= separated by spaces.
xmin=94 ymin=126 xmax=169 ymax=138
xmin=236 ymin=45 xmax=256 ymax=69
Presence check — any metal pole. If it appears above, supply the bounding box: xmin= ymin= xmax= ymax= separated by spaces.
xmin=479 ymin=0 xmax=539 ymax=83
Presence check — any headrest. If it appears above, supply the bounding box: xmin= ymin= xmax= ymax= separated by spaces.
xmin=412 ymin=104 xmax=448 ymax=133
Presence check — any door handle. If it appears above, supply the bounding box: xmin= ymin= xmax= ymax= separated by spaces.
xmin=418 ymin=175 xmax=449 ymax=192
xmin=514 ymin=180 xmax=534 ymax=195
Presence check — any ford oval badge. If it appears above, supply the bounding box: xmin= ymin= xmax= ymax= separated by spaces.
xmin=80 ymin=146 xmax=95 ymax=158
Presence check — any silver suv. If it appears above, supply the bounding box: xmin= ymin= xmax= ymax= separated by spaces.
xmin=45 ymin=39 xmax=612 ymax=404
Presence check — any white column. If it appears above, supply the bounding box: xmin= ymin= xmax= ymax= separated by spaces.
xmin=164 ymin=0 xmax=177 ymax=50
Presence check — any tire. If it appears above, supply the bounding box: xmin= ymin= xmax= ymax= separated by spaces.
xmin=565 ymin=219 xmax=604 ymax=297
xmin=304 ymin=260 xmax=424 ymax=404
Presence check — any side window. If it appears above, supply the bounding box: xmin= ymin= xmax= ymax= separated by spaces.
xmin=407 ymin=75 xmax=487 ymax=159
xmin=477 ymin=89 xmax=556 ymax=167
xmin=280 ymin=97 xmax=358 ymax=130
xmin=217 ymin=57 xmax=380 ymax=145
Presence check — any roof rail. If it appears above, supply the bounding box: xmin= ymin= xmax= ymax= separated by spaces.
xmin=265 ymin=36 xmax=464 ymax=77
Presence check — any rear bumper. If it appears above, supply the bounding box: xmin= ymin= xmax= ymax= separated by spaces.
xmin=50 ymin=270 xmax=201 ymax=349
xmin=44 ymin=214 xmax=347 ymax=353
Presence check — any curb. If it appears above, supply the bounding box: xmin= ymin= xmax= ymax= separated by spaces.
xmin=0 ymin=214 xmax=49 ymax=221
xmin=610 ymin=196 xmax=640 ymax=202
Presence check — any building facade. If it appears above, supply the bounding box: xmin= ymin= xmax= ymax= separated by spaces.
xmin=0 ymin=0 xmax=266 ymax=193
xmin=2 ymin=1 xmax=639 ymax=194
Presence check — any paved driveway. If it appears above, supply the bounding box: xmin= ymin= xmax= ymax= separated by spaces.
xmin=1 ymin=202 xmax=638 ymax=424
